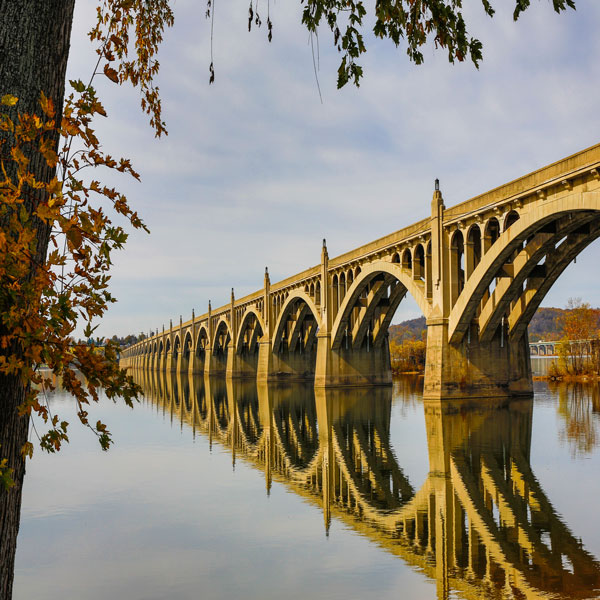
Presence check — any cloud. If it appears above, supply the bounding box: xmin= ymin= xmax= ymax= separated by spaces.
xmin=66 ymin=0 xmax=600 ymax=336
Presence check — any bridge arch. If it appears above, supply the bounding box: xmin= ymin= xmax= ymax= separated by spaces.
xmin=183 ymin=330 xmax=193 ymax=357
xmin=449 ymin=192 xmax=600 ymax=344
xmin=270 ymin=290 xmax=321 ymax=379
xmin=235 ymin=308 xmax=266 ymax=353
xmin=331 ymin=260 xmax=430 ymax=351
xmin=466 ymin=223 xmax=482 ymax=280
xmin=174 ymin=330 xmax=192 ymax=373
xmin=212 ymin=317 xmax=232 ymax=356
xmin=233 ymin=308 xmax=266 ymax=377
xmin=190 ymin=325 xmax=209 ymax=374
xmin=413 ymin=243 xmax=425 ymax=282
xmin=272 ymin=290 xmax=321 ymax=354
xmin=195 ymin=325 xmax=209 ymax=352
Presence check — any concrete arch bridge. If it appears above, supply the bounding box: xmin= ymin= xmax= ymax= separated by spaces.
xmin=122 ymin=144 xmax=600 ymax=399
xmin=530 ymin=340 xmax=594 ymax=356
xmin=135 ymin=372 xmax=600 ymax=600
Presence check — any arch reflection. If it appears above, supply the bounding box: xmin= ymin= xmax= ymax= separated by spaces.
xmin=133 ymin=372 xmax=600 ymax=600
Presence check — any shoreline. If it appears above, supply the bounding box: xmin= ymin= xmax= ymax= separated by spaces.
xmin=533 ymin=374 xmax=600 ymax=382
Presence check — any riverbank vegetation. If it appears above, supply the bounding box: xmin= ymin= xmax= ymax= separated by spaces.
xmin=546 ymin=299 xmax=600 ymax=379
xmin=389 ymin=324 xmax=426 ymax=374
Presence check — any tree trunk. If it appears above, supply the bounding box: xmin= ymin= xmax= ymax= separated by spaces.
xmin=0 ymin=3 xmax=75 ymax=598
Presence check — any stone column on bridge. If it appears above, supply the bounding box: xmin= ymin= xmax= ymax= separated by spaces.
xmin=257 ymin=268 xmax=273 ymax=382
xmin=315 ymin=240 xmax=334 ymax=387
xmin=187 ymin=309 xmax=198 ymax=375
xmin=176 ymin=315 xmax=189 ymax=373
xmin=166 ymin=319 xmax=176 ymax=372
xmin=226 ymin=288 xmax=244 ymax=378
xmin=424 ymin=185 xmax=532 ymax=400
xmin=204 ymin=301 xmax=213 ymax=377
xmin=158 ymin=325 xmax=166 ymax=372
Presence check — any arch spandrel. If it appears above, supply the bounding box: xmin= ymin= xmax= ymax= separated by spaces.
xmin=448 ymin=191 xmax=600 ymax=343
xmin=330 ymin=260 xmax=430 ymax=349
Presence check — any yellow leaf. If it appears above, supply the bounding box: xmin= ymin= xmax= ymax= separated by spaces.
xmin=39 ymin=137 xmax=58 ymax=168
xmin=1 ymin=94 xmax=18 ymax=106
xmin=39 ymin=91 xmax=55 ymax=118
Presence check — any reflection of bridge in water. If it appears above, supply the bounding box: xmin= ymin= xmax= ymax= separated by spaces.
xmin=136 ymin=372 xmax=600 ymax=600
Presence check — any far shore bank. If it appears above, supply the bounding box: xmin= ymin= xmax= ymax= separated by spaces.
xmin=533 ymin=374 xmax=600 ymax=382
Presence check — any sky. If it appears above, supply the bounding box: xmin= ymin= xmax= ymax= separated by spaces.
xmin=66 ymin=0 xmax=600 ymax=338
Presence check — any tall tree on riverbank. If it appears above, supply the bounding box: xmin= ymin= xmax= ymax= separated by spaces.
xmin=556 ymin=298 xmax=600 ymax=375
xmin=0 ymin=0 xmax=580 ymax=597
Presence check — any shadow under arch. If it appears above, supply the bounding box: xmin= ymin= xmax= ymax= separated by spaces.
xmin=233 ymin=308 xmax=265 ymax=378
xmin=210 ymin=317 xmax=233 ymax=377
xmin=270 ymin=290 xmax=321 ymax=381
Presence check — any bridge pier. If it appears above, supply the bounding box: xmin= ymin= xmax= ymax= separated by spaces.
xmin=165 ymin=350 xmax=176 ymax=373
xmin=256 ymin=340 xmax=273 ymax=383
xmin=229 ymin=347 xmax=260 ymax=379
xmin=314 ymin=333 xmax=392 ymax=387
xmin=424 ymin=319 xmax=532 ymax=400
xmin=206 ymin=348 xmax=228 ymax=377
xmin=257 ymin=338 xmax=317 ymax=383
xmin=187 ymin=353 xmax=198 ymax=375
xmin=176 ymin=351 xmax=189 ymax=374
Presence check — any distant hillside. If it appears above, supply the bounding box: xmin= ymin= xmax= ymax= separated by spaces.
xmin=389 ymin=317 xmax=426 ymax=343
xmin=389 ymin=307 xmax=600 ymax=343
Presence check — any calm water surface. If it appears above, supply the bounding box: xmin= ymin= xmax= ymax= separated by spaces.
xmin=13 ymin=375 xmax=600 ymax=600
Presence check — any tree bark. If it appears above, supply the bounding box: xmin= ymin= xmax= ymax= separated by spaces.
xmin=0 ymin=3 xmax=75 ymax=598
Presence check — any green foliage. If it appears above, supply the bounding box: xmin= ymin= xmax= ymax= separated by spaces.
xmin=254 ymin=0 xmax=577 ymax=88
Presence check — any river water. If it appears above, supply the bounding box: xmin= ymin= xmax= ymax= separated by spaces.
xmin=13 ymin=374 xmax=600 ymax=600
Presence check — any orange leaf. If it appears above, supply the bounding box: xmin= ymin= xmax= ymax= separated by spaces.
xmin=39 ymin=91 xmax=55 ymax=118
xmin=103 ymin=64 xmax=119 ymax=84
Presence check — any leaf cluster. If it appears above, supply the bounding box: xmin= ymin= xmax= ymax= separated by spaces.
xmin=0 ymin=2 xmax=177 ymax=485
xmin=0 ymin=86 xmax=146 ymax=472
xmin=89 ymin=0 xmax=174 ymax=137
xmin=297 ymin=0 xmax=576 ymax=88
